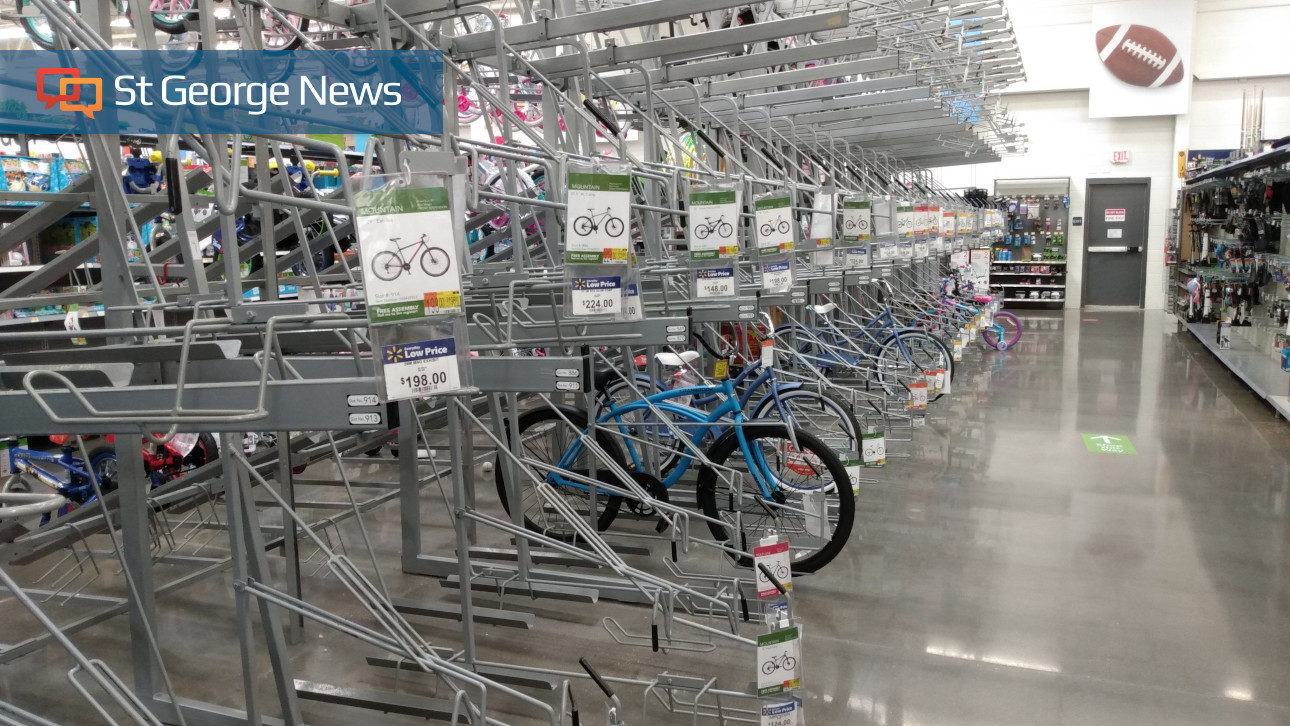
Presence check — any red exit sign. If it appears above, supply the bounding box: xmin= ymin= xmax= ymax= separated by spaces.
xmin=1110 ymin=150 xmax=1131 ymax=164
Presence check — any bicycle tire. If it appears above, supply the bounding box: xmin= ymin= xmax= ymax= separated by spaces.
xmin=695 ymin=424 xmax=855 ymax=574
xmin=149 ymin=0 xmax=195 ymax=31
xmin=261 ymin=12 xmax=307 ymax=51
xmin=420 ymin=246 xmax=451 ymax=277
xmin=981 ymin=310 xmax=1022 ymax=350
xmin=777 ymin=220 xmax=790 ymax=234
xmin=759 ymin=224 xmax=773 ymax=237
xmin=874 ymin=331 xmax=951 ymax=400
xmin=717 ymin=222 xmax=733 ymax=238
xmin=88 ymin=446 xmax=119 ymax=496
xmin=370 ymin=250 xmax=403 ymax=281
xmin=750 ymin=388 xmax=860 ymax=492
xmin=604 ymin=217 xmax=625 ymax=238
xmin=783 ymin=656 xmax=797 ymax=670
xmin=572 ymin=216 xmax=595 ymax=237
xmin=761 ymin=661 xmax=778 ymax=676
xmin=494 ymin=406 xmax=625 ymax=540
xmin=18 ymin=0 xmax=76 ymax=49
xmin=694 ymin=225 xmax=710 ymax=240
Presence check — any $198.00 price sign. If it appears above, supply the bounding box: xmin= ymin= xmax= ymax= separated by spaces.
xmin=379 ymin=337 xmax=462 ymax=400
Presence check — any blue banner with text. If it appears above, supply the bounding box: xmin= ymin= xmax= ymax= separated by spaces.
xmin=0 ymin=49 xmax=443 ymax=135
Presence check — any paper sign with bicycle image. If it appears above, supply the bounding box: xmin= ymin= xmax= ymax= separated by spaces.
xmin=566 ymin=171 xmax=630 ymax=264
xmin=756 ymin=626 xmax=802 ymax=696
xmin=753 ymin=539 xmax=793 ymax=599
xmin=355 ymin=184 xmax=462 ymax=324
xmin=688 ymin=188 xmax=739 ymax=260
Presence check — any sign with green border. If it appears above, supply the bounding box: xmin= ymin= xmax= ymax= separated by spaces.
xmin=1081 ymin=433 xmax=1137 ymax=455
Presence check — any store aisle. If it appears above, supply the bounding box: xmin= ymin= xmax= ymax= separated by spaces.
xmin=798 ymin=310 xmax=1290 ymax=726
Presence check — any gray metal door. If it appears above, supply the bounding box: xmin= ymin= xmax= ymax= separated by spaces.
xmin=1083 ymin=178 xmax=1150 ymax=307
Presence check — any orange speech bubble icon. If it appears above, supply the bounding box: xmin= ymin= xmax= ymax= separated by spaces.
xmin=35 ymin=67 xmax=80 ymax=109
xmin=58 ymin=77 xmax=102 ymax=119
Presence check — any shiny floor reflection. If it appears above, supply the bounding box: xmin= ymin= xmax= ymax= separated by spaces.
xmin=793 ymin=310 xmax=1290 ymax=726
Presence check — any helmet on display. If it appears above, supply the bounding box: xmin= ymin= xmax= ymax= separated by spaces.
xmin=148 ymin=150 xmax=163 ymax=164
xmin=304 ymin=160 xmax=316 ymax=173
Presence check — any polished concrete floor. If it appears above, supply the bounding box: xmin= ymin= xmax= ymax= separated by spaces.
xmin=7 ymin=309 xmax=1290 ymax=725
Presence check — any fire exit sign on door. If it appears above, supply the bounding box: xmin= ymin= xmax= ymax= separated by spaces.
xmin=1104 ymin=208 xmax=1126 ymax=222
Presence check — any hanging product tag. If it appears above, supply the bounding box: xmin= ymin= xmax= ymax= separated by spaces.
xmin=688 ymin=184 xmax=740 ymax=261
xmin=953 ymin=338 xmax=964 ymax=361
xmin=565 ymin=166 xmax=631 ymax=265
xmin=755 ymin=194 xmax=795 ymax=257
xmin=914 ymin=239 xmax=929 ymax=259
xmin=763 ymin=260 xmax=794 ymax=294
xmin=0 ymin=439 xmax=10 ymax=478
xmin=895 ymin=202 xmax=915 ymax=238
xmin=753 ymin=538 xmax=793 ymax=599
xmin=897 ymin=238 xmax=914 ymax=260
xmin=760 ymin=698 xmax=802 ymax=726
xmin=622 ymin=281 xmax=643 ymax=321
xmin=906 ymin=381 xmax=928 ymax=411
xmin=841 ymin=198 xmax=872 ymax=244
xmin=756 ymin=626 xmax=803 ymax=696
xmin=355 ymin=178 xmax=462 ymax=324
xmin=63 ymin=303 xmax=86 ymax=345
xmin=812 ymin=248 xmax=835 ymax=266
xmin=878 ymin=240 xmax=898 ymax=261
xmin=914 ymin=203 xmax=929 ymax=236
xmin=372 ymin=318 xmax=472 ymax=401
xmin=807 ymin=186 xmax=835 ymax=248
xmin=570 ymin=275 xmax=623 ymax=315
xmin=760 ymin=338 xmax=775 ymax=369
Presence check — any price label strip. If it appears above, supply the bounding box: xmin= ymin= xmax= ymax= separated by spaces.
xmin=756 ymin=626 xmax=802 ymax=696
xmin=569 ymin=275 xmax=623 ymax=316
xmin=755 ymin=196 xmax=794 ymax=256
xmin=379 ymin=337 xmax=462 ymax=401
xmin=355 ymin=185 xmax=462 ymax=324
xmin=566 ymin=171 xmax=631 ymax=265
xmin=689 ymin=188 xmax=739 ymax=260
xmin=695 ymin=266 xmax=736 ymax=299
xmin=763 ymin=260 xmax=793 ymax=293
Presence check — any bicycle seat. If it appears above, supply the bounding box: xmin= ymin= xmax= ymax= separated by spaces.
xmin=655 ymin=350 xmax=700 ymax=368
xmin=973 ymin=294 xmax=993 ymax=304
xmin=810 ymin=302 xmax=837 ymax=315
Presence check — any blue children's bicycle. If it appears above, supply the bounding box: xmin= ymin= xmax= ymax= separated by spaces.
xmin=495 ymin=362 xmax=856 ymax=573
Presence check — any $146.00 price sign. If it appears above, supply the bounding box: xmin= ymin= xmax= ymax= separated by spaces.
xmin=356 ymin=186 xmax=462 ymax=324
xmin=755 ymin=196 xmax=794 ymax=256
xmin=379 ymin=337 xmax=462 ymax=400
xmin=569 ymin=275 xmax=622 ymax=316
xmin=566 ymin=172 xmax=631 ymax=265
xmin=689 ymin=188 xmax=739 ymax=260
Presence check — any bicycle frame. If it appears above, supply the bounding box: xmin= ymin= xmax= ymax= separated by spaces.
xmin=9 ymin=448 xmax=96 ymax=502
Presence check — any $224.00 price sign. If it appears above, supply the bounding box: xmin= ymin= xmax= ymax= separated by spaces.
xmin=379 ymin=337 xmax=462 ymax=401
xmin=569 ymin=275 xmax=622 ymax=316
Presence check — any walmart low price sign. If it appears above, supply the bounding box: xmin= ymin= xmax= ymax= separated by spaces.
xmin=688 ymin=188 xmax=739 ymax=260
xmin=356 ymin=186 xmax=461 ymax=324
xmin=566 ymin=172 xmax=630 ymax=264
xmin=379 ymin=337 xmax=461 ymax=399
xmin=568 ymin=275 xmax=622 ymax=316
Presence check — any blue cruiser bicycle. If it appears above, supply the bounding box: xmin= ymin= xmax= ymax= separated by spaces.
xmin=495 ymin=357 xmax=855 ymax=573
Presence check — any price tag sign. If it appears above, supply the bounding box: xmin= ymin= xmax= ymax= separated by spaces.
xmin=756 ymin=626 xmax=802 ymax=696
xmin=622 ymin=282 xmax=642 ymax=321
xmin=862 ymin=429 xmax=885 ymax=467
xmin=914 ymin=204 xmax=929 ymax=236
xmin=914 ymin=241 xmax=929 ymax=259
xmin=953 ymin=338 xmax=964 ymax=361
xmin=694 ymin=266 xmax=736 ymax=298
xmin=379 ymin=337 xmax=462 ymax=400
xmin=566 ymin=171 xmax=631 ymax=264
xmin=763 ymin=260 xmax=793 ymax=293
xmin=927 ymin=205 xmax=941 ymax=235
xmin=760 ymin=699 xmax=801 ymax=726
xmin=689 ymin=188 xmax=740 ymax=260
xmin=895 ymin=203 xmax=915 ymax=238
xmin=906 ymin=381 xmax=928 ymax=411
xmin=845 ymin=246 xmax=870 ymax=269
xmin=878 ymin=241 xmax=897 ymax=260
xmin=569 ymin=275 xmax=622 ymax=316
xmin=898 ymin=240 xmax=914 ymax=259
xmin=843 ymin=455 xmax=860 ymax=495
xmin=942 ymin=210 xmax=957 ymax=237
xmin=753 ymin=539 xmax=792 ymax=599
xmin=356 ymin=185 xmax=462 ymax=324
xmin=841 ymin=199 xmax=871 ymax=243
xmin=755 ymin=196 xmax=794 ymax=256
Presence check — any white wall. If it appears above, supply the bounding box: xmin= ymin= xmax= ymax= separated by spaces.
xmin=931 ymin=0 xmax=1290 ymax=310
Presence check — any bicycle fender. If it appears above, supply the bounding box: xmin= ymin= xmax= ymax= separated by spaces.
xmin=693 ymin=422 xmax=787 ymax=494
xmin=749 ymin=384 xmax=806 ymax=417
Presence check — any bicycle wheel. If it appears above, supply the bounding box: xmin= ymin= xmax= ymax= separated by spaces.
xmin=18 ymin=0 xmax=77 ymax=50
xmin=494 ymin=406 xmax=625 ymax=540
xmin=750 ymin=388 xmax=860 ymax=492
xmin=783 ymin=656 xmax=797 ymax=670
xmin=874 ymin=331 xmax=951 ymax=400
xmin=981 ymin=310 xmax=1022 ymax=350
xmin=717 ymin=222 xmax=733 ymax=238
xmin=604 ymin=217 xmax=625 ymax=238
xmin=261 ymin=11 xmax=307 ymax=50
xmin=694 ymin=225 xmax=710 ymax=240
xmin=87 ymin=445 xmax=118 ymax=496
xmin=759 ymin=224 xmax=773 ymax=237
xmin=370 ymin=250 xmax=403 ymax=281
xmin=572 ymin=216 xmax=595 ymax=236
xmin=696 ymin=424 xmax=855 ymax=574
xmin=420 ymin=247 xmax=451 ymax=277
xmin=761 ymin=661 xmax=778 ymax=676
xmin=777 ymin=221 xmax=790 ymax=234
xmin=149 ymin=0 xmax=194 ymax=32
